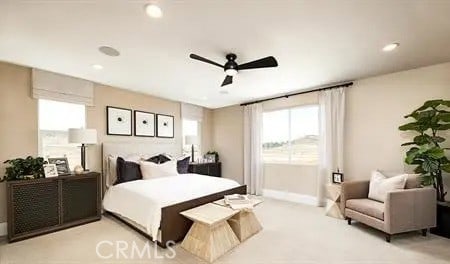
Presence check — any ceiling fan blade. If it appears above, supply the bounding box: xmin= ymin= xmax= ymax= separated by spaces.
xmin=221 ymin=75 xmax=233 ymax=87
xmin=189 ymin=54 xmax=223 ymax=68
xmin=238 ymin=56 xmax=278 ymax=70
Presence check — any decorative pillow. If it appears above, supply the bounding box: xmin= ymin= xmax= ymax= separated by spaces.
xmin=177 ymin=156 xmax=191 ymax=174
xmin=108 ymin=155 xmax=142 ymax=186
xmin=115 ymin=157 xmax=142 ymax=184
xmin=140 ymin=160 xmax=178 ymax=179
xmin=158 ymin=154 xmax=172 ymax=164
xmin=146 ymin=155 xmax=161 ymax=164
xmin=368 ymin=171 xmax=407 ymax=202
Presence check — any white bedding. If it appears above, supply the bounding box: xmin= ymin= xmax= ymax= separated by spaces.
xmin=102 ymin=174 xmax=240 ymax=240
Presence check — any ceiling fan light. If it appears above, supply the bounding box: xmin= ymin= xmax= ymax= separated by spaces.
xmin=225 ymin=68 xmax=238 ymax=76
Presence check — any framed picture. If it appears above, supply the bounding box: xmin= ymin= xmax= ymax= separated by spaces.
xmin=107 ymin=106 xmax=132 ymax=136
xmin=156 ymin=114 xmax=174 ymax=138
xmin=332 ymin=171 xmax=344 ymax=184
xmin=43 ymin=164 xmax=59 ymax=178
xmin=48 ymin=157 xmax=70 ymax=175
xmin=204 ymin=154 xmax=216 ymax=163
xmin=134 ymin=110 xmax=155 ymax=137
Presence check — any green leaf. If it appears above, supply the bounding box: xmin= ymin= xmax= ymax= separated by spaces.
xmin=401 ymin=142 xmax=416 ymax=146
xmin=436 ymin=123 xmax=450 ymax=130
xmin=427 ymin=147 xmax=445 ymax=159
xmin=440 ymin=100 xmax=450 ymax=107
xmin=399 ymin=122 xmax=426 ymax=132
xmin=422 ymin=159 xmax=440 ymax=172
xmin=437 ymin=112 xmax=450 ymax=122
xmin=421 ymin=174 xmax=434 ymax=186
xmin=442 ymin=164 xmax=450 ymax=173
xmin=414 ymin=166 xmax=426 ymax=174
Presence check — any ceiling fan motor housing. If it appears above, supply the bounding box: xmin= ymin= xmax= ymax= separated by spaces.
xmin=224 ymin=53 xmax=238 ymax=75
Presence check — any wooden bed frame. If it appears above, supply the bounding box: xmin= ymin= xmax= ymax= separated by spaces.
xmin=106 ymin=185 xmax=247 ymax=248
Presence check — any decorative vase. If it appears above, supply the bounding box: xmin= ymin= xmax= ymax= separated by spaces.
xmin=74 ymin=165 xmax=84 ymax=174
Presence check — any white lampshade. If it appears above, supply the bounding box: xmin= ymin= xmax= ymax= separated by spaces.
xmin=185 ymin=135 xmax=198 ymax=145
xmin=68 ymin=128 xmax=97 ymax=144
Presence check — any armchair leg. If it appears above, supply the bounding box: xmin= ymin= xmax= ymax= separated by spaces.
xmin=347 ymin=218 xmax=352 ymax=225
xmin=385 ymin=233 xmax=391 ymax=243
xmin=421 ymin=229 xmax=427 ymax=237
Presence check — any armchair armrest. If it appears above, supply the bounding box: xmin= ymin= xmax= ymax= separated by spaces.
xmin=384 ymin=187 xmax=436 ymax=234
xmin=340 ymin=180 xmax=370 ymax=213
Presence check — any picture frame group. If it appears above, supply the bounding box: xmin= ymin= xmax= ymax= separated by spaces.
xmin=106 ymin=106 xmax=174 ymax=138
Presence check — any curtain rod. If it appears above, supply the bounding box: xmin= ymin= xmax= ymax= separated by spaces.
xmin=240 ymin=81 xmax=354 ymax=106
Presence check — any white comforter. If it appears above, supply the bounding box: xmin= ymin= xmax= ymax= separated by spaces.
xmin=103 ymin=174 xmax=240 ymax=240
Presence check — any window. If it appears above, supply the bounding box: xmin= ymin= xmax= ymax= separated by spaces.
xmin=262 ymin=105 xmax=319 ymax=165
xmin=38 ymin=99 xmax=86 ymax=170
xmin=182 ymin=119 xmax=201 ymax=159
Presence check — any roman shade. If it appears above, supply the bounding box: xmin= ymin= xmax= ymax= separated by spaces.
xmin=181 ymin=103 xmax=203 ymax=121
xmin=32 ymin=69 xmax=94 ymax=106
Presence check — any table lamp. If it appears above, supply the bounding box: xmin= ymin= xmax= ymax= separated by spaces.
xmin=185 ymin=135 xmax=199 ymax=163
xmin=68 ymin=128 xmax=98 ymax=171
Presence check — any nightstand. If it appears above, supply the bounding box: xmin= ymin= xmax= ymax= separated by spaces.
xmin=188 ymin=162 xmax=222 ymax=177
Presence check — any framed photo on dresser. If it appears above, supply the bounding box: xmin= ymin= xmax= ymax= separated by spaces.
xmin=107 ymin=106 xmax=132 ymax=136
xmin=134 ymin=110 xmax=155 ymax=137
xmin=156 ymin=114 xmax=174 ymax=138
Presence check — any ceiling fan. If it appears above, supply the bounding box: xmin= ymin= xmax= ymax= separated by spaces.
xmin=189 ymin=53 xmax=278 ymax=87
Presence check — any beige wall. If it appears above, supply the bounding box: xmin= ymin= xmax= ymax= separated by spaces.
xmin=212 ymin=105 xmax=244 ymax=184
xmin=0 ymin=63 xmax=38 ymax=223
xmin=345 ymin=62 xmax=450 ymax=190
xmin=212 ymin=62 xmax=450 ymax=200
xmin=0 ymin=61 xmax=212 ymax=223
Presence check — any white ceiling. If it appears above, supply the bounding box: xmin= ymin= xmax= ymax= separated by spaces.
xmin=1 ymin=0 xmax=450 ymax=108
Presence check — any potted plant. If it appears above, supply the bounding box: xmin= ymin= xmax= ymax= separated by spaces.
xmin=1 ymin=156 xmax=47 ymax=182
xmin=399 ymin=99 xmax=450 ymax=238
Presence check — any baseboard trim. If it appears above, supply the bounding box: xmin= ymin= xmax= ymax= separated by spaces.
xmin=262 ymin=189 xmax=318 ymax=206
xmin=0 ymin=222 xmax=7 ymax=236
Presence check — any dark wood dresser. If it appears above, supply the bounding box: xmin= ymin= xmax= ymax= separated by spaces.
xmin=6 ymin=172 xmax=101 ymax=242
xmin=188 ymin=162 xmax=221 ymax=177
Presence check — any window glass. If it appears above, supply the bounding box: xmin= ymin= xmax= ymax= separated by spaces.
xmin=262 ymin=105 xmax=319 ymax=165
xmin=38 ymin=99 xmax=86 ymax=170
xmin=182 ymin=119 xmax=201 ymax=159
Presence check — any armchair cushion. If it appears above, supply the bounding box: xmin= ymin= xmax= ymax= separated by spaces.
xmin=346 ymin=199 xmax=384 ymax=220
xmin=368 ymin=171 xmax=407 ymax=202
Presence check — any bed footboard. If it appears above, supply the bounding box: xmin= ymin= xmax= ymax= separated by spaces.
xmin=159 ymin=185 xmax=247 ymax=247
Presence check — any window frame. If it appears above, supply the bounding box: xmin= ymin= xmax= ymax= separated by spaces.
xmin=182 ymin=118 xmax=202 ymax=158
xmin=262 ymin=104 xmax=319 ymax=165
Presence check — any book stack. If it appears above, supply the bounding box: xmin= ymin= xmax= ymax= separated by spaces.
xmin=224 ymin=194 xmax=254 ymax=210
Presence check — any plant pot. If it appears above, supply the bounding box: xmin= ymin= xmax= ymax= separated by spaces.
xmin=430 ymin=201 xmax=450 ymax=239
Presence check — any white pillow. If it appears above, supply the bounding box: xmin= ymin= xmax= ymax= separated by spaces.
xmin=368 ymin=171 xmax=407 ymax=202
xmin=140 ymin=160 xmax=178 ymax=179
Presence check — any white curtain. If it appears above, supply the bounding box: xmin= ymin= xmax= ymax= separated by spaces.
xmin=244 ymin=103 xmax=263 ymax=195
xmin=318 ymin=88 xmax=345 ymax=206
xmin=32 ymin=69 xmax=94 ymax=106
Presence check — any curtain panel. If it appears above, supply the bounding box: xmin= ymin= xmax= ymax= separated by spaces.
xmin=317 ymin=88 xmax=345 ymax=206
xmin=243 ymin=103 xmax=264 ymax=195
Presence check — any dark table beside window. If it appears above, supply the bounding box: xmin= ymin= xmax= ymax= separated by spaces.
xmin=188 ymin=162 xmax=221 ymax=177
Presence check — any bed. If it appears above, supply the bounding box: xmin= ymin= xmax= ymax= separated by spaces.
xmin=102 ymin=142 xmax=246 ymax=247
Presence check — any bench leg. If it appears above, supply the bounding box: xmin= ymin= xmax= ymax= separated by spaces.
xmin=347 ymin=218 xmax=352 ymax=225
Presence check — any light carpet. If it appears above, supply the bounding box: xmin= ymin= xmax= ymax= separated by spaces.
xmin=1 ymin=198 xmax=449 ymax=264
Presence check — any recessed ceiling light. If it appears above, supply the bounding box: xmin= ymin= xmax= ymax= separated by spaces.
xmin=382 ymin=43 xmax=400 ymax=52
xmin=144 ymin=4 xmax=163 ymax=18
xmin=219 ymin=90 xmax=229 ymax=95
xmin=98 ymin=46 xmax=120 ymax=57
xmin=91 ymin=64 xmax=103 ymax=70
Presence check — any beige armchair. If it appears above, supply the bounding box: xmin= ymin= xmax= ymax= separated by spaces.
xmin=340 ymin=179 xmax=436 ymax=242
